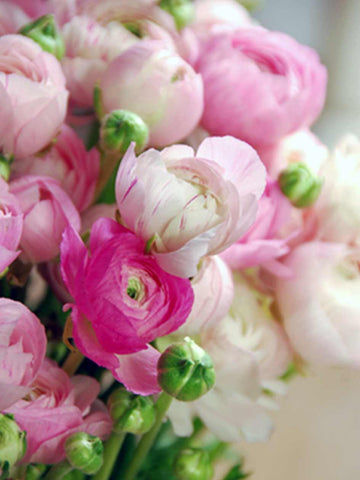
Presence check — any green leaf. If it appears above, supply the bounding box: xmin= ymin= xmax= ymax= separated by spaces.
xmin=223 ymin=463 xmax=251 ymax=480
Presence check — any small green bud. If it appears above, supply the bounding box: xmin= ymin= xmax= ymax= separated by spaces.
xmin=108 ymin=388 xmax=156 ymax=434
xmin=25 ymin=464 xmax=47 ymax=480
xmin=19 ymin=15 xmax=65 ymax=60
xmin=159 ymin=0 xmax=195 ymax=30
xmin=0 ymin=413 xmax=27 ymax=469
xmin=278 ymin=162 xmax=322 ymax=208
xmin=64 ymin=433 xmax=103 ymax=475
xmin=157 ymin=337 xmax=216 ymax=401
xmin=99 ymin=109 xmax=149 ymax=155
xmin=173 ymin=448 xmax=213 ymax=480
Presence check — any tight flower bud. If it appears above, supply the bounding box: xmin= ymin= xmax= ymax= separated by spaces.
xmin=100 ymin=109 xmax=149 ymax=155
xmin=278 ymin=162 xmax=322 ymax=208
xmin=173 ymin=448 xmax=213 ymax=480
xmin=108 ymin=388 xmax=156 ymax=434
xmin=0 ymin=413 xmax=27 ymax=469
xmin=159 ymin=0 xmax=195 ymax=30
xmin=157 ymin=337 xmax=215 ymax=401
xmin=19 ymin=15 xmax=65 ymax=60
xmin=64 ymin=433 xmax=103 ymax=475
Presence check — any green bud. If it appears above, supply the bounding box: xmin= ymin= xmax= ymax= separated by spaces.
xmin=25 ymin=464 xmax=47 ymax=480
xmin=64 ymin=433 xmax=103 ymax=475
xmin=108 ymin=388 xmax=156 ymax=434
xmin=100 ymin=109 xmax=149 ymax=156
xmin=173 ymin=448 xmax=213 ymax=480
xmin=157 ymin=337 xmax=216 ymax=401
xmin=278 ymin=162 xmax=322 ymax=208
xmin=19 ymin=15 xmax=65 ymax=60
xmin=0 ymin=413 xmax=27 ymax=470
xmin=159 ymin=0 xmax=195 ymax=30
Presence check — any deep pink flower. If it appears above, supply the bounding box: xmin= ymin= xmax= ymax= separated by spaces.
xmin=0 ymin=298 xmax=46 ymax=411
xmin=196 ymin=28 xmax=327 ymax=149
xmin=60 ymin=217 xmax=194 ymax=394
xmin=5 ymin=358 xmax=112 ymax=464
xmin=10 ymin=175 xmax=81 ymax=264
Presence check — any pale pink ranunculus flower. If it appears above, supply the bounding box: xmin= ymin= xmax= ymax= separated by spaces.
xmin=0 ymin=1 xmax=30 ymax=35
xmin=100 ymin=40 xmax=204 ymax=148
xmin=276 ymin=241 xmax=360 ymax=368
xmin=5 ymin=358 xmax=112 ymax=464
xmin=0 ymin=178 xmax=23 ymax=274
xmin=221 ymin=177 xmax=292 ymax=274
xmin=0 ymin=298 xmax=46 ymax=411
xmin=60 ymin=217 xmax=194 ymax=394
xmin=11 ymin=125 xmax=100 ymax=212
xmin=196 ymin=28 xmax=327 ymax=149
xmin=10 ymin=175 xmax=81 ymax=264
xmin=116 ymin=136 xmax=266 ymax=278
xmin=0 ymin=35 xmax=68 ymax=160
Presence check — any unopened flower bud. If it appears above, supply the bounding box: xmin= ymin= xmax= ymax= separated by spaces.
xmin=0 ymin=413 xmax=27 ymax=469
xmin=159 ymin=0 xmax=195 ymax=30
xmin=100 ymin=110 xmax=149 ymax=156
xmin=64 ymin=433 xmax=103 ymax=475
xmin=278 ymin=162 xmax=322 ymax=208
xmin=173 ymin=448 xmax=213 ymax=480
xmin=19 ymin=15 xmax=65 ymax=60
xmin=157 ymin=337 xmax=215 ymax=401
xmin=108 ymin=388 xmax=156 ymax=434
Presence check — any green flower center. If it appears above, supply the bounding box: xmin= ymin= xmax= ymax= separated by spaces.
xmin=126 ymin=277 xmax=144 ymax=301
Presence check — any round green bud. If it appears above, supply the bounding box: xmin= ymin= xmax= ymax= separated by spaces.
xmin=64 ymin=433 xmax=103 ymax=475
xmin=173 ymin=448 xmax=213 ymax=480
xmin=157 ymin=337 xmax=216 ymax=402
xmin=99 ymin=109 xmax=149 ymax=156
xmin=159 ymin=0 xmax=195 ymax=30
xmin=278 ymin=162 xmax=322 ymax=208
xmin=0 ymin=413 xmax=27 ymax=469
xmin=19 ymin=15 xmax=65 ymax=60
xmin=108 ymin=388 xmax=156 ymax=434
xmin=25 ymin=464 xmax=47 ymax=480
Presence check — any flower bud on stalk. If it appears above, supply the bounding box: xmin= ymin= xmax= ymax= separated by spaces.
xmin=159 ymin=0 xmax=195 ymax=30
xmin=0 ymin=413 xmax=27 ymax=471
xmin=108 ymin=388 xmax=156 ymax=435
xmin=173 ymin=448 xmax=213 ymax=480
xmin=278 ymin=162 xmax=322 ymax=208
xmin=100 ymin=110 xmax=149 ymax=156
xmin=19 ymin=15 xmax=65 ymax=60
xmin=157 ymin=337 xmax=216 ymax=401
xmin=64 ymin=433 xmax=103 ymax=475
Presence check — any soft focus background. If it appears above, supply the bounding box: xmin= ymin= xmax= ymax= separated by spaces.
xmin=239 ymin=1 xmax=360 ymax=478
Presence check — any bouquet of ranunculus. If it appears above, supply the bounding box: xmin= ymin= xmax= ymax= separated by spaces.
xmin=0 ymin=0 xmax=356 ymax=479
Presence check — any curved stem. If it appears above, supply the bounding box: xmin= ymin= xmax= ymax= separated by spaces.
xmin=43 ymin=460 xmax=73 ymax=480
xmin=93 ymin=432 xmax=126 ymax=480
xmin=122 ymin=393 xmax=173 ymax=480
xmin=62 ymin=350 xmax=84 ymax=376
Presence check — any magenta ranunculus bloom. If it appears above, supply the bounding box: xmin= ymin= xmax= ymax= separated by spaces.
xmin=0 ymin=178 xmax=23 ymax=274
xmin=5 ymin=358 xmax=112 ymax=464
xmin=0 ymin=35 xmax=68 ymax=160
xmin=196 ymin=27 xmax=327 ymax=149
xmin=60 ymin=217 xmax=194 ymax=394
xmin=0 ymin=298 xmax=46 ymax=411
xmin=116 ymin=136 xmax=266 ymax=278
xmin=10 ymin=175 xmax=81 ymax=264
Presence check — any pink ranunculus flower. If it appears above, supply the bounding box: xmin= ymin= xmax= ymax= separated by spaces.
xmin=11 ymin=125 xmax=100 ymax=212
xmin=221 ymin=177 xmax=292 ymax=273
xmin=0 ymin=1 xmax=30 ymax=35
xmin=116 ymin=136 xmax=266 ymax=277
xmin=0 ymin=35 xmax=68 ymax=160
xmin=5 ymin=358 xmax=112 ymax=464
xmin=100 ymin=40 xmax=204 ymax=148
xmin=0 ymin=178 xmax=23 ymax=273
xmin=60 ymin=217 xmax=194 ymax=394
xmin=9 ymin=0 xmax=49 ymax=19
xmin=276 ymin=242 xmax=360 ymax=368
xmin=10 ymin=175 xmax=81 ymax=264
xmin=0 ymin=298 xmax=46 ymax=411
xmin=196 ymin=28 xmax=327 ymax=149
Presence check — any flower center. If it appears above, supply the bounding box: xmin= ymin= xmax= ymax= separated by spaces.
xmin=126 ymin=276 xmax=145 ymax=301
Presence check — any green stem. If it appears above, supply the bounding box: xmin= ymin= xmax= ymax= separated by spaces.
xmin=43 ymin=460 xmax=73 ymax=480
xmin=122 ymin=392 xmax=173 ymax=480
xmin=62 ymin=350 xmax=84 ymax=376
xmin=93 ymin=431 xmax=126 ymax=480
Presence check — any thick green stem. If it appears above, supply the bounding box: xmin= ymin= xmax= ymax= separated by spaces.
xmin=122 ymin=392 xmax=173 ymax=480
xmin=92 ymin=432 xmax=126 ymax=480
xmin=94 ymin=151 xmax=121 ymax=201
xmin=43 ymin=460 xmax=73 ymax=480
